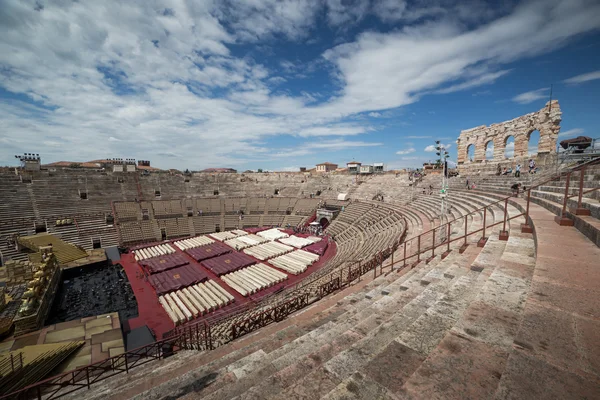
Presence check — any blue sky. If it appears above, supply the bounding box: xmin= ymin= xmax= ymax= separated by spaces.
xmin=1 ymin=0 xmax=599 ymax=171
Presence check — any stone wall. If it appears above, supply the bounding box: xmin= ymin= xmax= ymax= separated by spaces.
xmin=457 ymin=100 xmax=561 ymax=174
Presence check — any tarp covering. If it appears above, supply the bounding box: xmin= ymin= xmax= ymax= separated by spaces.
xmin=140 ymin=253 xmax=190 ymax=274
xmin=202 ymin=252 xmax=257 ymax=276
xmin=149 ymin=264 xmax=208 ymax=295
xmin=185 ymin=242 xmax=232 ymax=262
xmin=559 ymin=136 xmax=592 ymax=151
xmin=257 ymin=228 xmax=289 ymax=241
xmin=305 ymin=239 xmax=328 ymax=256
xmin=337 ymin=193 xmax=348 ymax=201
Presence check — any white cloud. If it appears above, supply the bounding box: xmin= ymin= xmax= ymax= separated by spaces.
xmin=424 ymin=143 xmax=451 ymax=152
xmin=396 ymin=148 xmax=415 ymax=155
xmin=406 ymin=135 xmax=432 ymax=139
xmin=219 ymin=0 xmax=321 ymax=42
xmin=372 ymin=0 xmax=407 ymax=22
xmin=297 ymin=125 xmax=368 ymax=137
xmin=435 ymin=69 xmax=511 ymax=94
xmin=512 ymin=88 xmax=549 ymax=104
xmin=325 ymin=0 xmax=370 ymax=26
xmin=1 ymin=0 xmax=599 ymax=169
xmin=563 ymin=70 xmax=600 ymax=84
xmin=504 ymin=141 xmax=515 ymax=157
xmin=368 ymin=112 xmax=381 ymax=117
xmin=108 ymin=137 xmax=121 ymax=142
xmin=558 ymin=128 xmax=585 ymax=137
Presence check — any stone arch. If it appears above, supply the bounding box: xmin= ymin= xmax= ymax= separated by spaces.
xmin=485 ymin=140 xmax=494 ymax=160
xmin=466 ymin=143 xmax=475 ymax=162
xmin=504 ymin=135 xmax=515 ymax=158
xmin=528 ymin=130 xmax=540 ymax=156
xmin=456 ymin=101 xmax=561 ymax=171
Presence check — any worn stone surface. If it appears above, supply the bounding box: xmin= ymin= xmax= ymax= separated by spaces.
xmin=495 ymin=348 xmax=600 ymax=400
xmin=402 ymin=332 xmax=508 ymax=400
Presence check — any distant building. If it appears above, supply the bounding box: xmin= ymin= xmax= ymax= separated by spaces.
xmin=346 ymin=161 xmax=361 ymax=174
xmin=15 ymin=153 xmax=41 ymax=171
xmin=359 ymin=165 xmax=374 ymax=174
xmin=316 ymin=162 xmax=338 ymax=172
xmin=373 ymin=162 xmax=384 ymax=173
xmin=299 ymin=167 xmax=307 ymax=172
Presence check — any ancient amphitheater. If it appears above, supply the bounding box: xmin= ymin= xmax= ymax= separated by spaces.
xmin=0 ymin=104 xmax=599 ymax=400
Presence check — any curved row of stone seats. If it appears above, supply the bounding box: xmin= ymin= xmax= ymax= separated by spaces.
xmin=118 ymin=220 xmax=161 ymax=245
xmin=28 ymin=173 xmax=116 ymax=218
xmin=0 ymin=174 xmax=36 ymax=221
xmin=113 ymin=202 xmax=140 ymax=222
xmin=192 ymin=215 xmax=222 ymax=235
xmin=221 ymin=264 xmax=288 ymax=296
xmin=243 ymin=242 xmax=294 ymax=261
xmin=292 ymin=198 xmax=321 ymax=215
xmin=157 ymin=217 xmax=189 ymax=239
xmin=335 ymin=202 xmax=372 ymax=224
xmin=133 ymin=244 xmax=176 ymax=261
xmin=450 ymin=164 xmax=600 ymax=246
xmin=262 ymin=214 xmax=285 ymax=226
xmin=42 ymin=215 xmax=119 ymax=251
xmin=159 ymin=280 xmax=234 ymax=325
xmin=152 ymin=200 xmax=184 ymax=218
xmin=174 ymin=235 xmax=214 ymax=250
xmin=269 ymin=249 xmax=320 ymax=275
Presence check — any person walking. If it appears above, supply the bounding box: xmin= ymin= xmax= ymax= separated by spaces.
xmin=466 ymin=177 xmax=470 ymax=190
xmin=515 ymin=163 xmax=521 ymax=178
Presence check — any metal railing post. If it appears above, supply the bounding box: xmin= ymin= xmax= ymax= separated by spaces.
xmin=521 ymin=189 xmax=533 ymax=233
xmin=577 ymin=167 xmax=585 ymax=209
xmin=500 ymin=198 xmax=509 ymax=240
xmin=464 ymin=216 xmax=468 ymax=247
xmin=561 ymin=172 xmax=571 ymax=217
xmin=416 ymin=235 xmax=421 ymax=264
xmin=390 ymin=248 xmax=394 ymax=272
xmin=478 ymin=207 xmax=487 ymax=247
xmin=555 ymin=172 xmax=574 ymax=226
xmin=403 ymin=241 xmax=406 ymax=268
xmin=431 ymin=228 xmax=435 ymax=259
xmin=447 ymin=223 xmax=451 ymax=253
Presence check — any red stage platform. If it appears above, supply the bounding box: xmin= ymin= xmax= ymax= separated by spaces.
xmin=118 ymin=233 xmax=337 ymax=338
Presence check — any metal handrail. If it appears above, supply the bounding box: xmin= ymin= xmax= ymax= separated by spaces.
xmin=0 ymin=337 xmax=180 ymax=400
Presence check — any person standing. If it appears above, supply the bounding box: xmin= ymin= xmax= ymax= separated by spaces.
xmin=515 ymin=163 xmax=521 ymax=178
xmin=529 ymin=159 xmax=535 ymax=174
xmin=466 ymin=177 xmax=470 ymax=190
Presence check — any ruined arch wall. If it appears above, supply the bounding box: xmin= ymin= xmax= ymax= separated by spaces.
xmin=456 ymin=100 xmax=561 ymax=173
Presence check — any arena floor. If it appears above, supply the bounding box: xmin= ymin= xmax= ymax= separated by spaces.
xmin=117 ymin=232 xmax=337 ymax=339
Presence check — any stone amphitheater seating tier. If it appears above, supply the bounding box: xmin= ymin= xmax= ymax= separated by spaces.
xmin=9 ymin=159 xmax=600 ymax=400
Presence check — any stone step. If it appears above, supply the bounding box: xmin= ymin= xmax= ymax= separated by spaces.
xmin=243 ymin=250 xmax=483 ymax=399
xmin=174 ymin=256 xmax=452 ymax=400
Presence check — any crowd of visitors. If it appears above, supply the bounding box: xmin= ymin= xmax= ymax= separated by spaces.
xmin=497 ymin=158 xmax=537 ymax=177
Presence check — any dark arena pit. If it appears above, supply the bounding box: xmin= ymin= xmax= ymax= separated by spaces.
xmin=46 ymin=262 xmax=138 ymax=325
